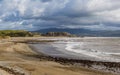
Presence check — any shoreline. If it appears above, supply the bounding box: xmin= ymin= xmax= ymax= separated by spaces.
xmin=29 ymin=44 xmax=120 ymax=75
xmin=0 ymin=37 xmax=118 ymax=75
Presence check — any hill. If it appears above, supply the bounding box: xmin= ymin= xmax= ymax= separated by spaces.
xmin=33 ymin=28 xmax=120 ymax=37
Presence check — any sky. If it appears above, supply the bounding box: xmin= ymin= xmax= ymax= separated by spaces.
xmin=0 ymin=0 xmax=120 ymax=31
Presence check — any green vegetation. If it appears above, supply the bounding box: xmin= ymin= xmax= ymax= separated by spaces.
xmin=0 ymin=30 xmax=76 ymax=39
xmin=0 ymin=30 xmax=34 ymax=37
xmin=42 ymin=32 xmax=76 ymax=37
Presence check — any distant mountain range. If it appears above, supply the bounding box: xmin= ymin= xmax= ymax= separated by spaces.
xmin=32 ymin=28 xmax=120 ymax=37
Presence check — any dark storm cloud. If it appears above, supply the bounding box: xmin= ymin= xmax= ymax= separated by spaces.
xmin=40 ymin=0 xmax=52 ymax=2
xmin=0 ymin=0 xmax=120 ymax=30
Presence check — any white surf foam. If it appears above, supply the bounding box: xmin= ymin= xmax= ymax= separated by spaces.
xmin=64 ymin=42 xmax=120 ymax=62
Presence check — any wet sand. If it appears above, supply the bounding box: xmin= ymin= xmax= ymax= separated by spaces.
xmin=30 ymin=43 xmax=120 ymax=74
xmin=0 ymin=37 xmax=118 ymax=75
xmin=28 ymin=37 xmax=120 ymax=74
xmin=30 ymin=37 xmax=120 ymax=62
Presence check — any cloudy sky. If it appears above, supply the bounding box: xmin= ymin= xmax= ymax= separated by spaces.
xmin=0 ymin=0 xmax=120 ymax=31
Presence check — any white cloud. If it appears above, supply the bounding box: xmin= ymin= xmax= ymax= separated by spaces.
xmin=0 ymin=0 xmax=120 ymax=30
xmin=87 ymin=0 xmax=120 ymax=12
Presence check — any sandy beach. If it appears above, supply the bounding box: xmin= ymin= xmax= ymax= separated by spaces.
xmin=0 ymin=37 xmax=118 ymax=75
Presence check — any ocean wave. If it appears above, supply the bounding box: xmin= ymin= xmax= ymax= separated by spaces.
xmin=64 ymin=42 xmax=120 ymax=62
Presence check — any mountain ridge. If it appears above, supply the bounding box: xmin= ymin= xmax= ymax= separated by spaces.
xmin=32 ymin=28 xmax=120 ymax=37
